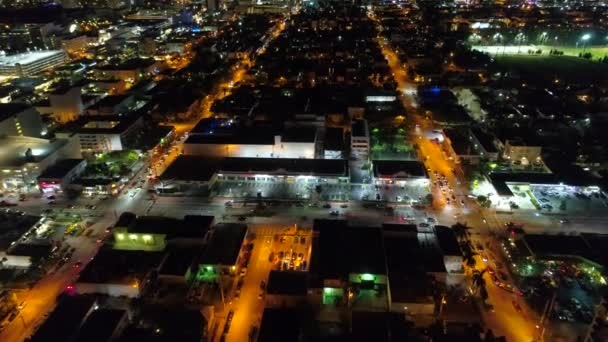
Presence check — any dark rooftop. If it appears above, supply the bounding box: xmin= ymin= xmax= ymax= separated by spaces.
xmin=444 ymin=129 xmax=478 ymax=157
xmin=118 ymin=306 xmax=205 ymax=342
xmin=324 ymin=127 xmax=345 ymax=152
xmin=199 ymin=223 xmax=247 ymax=266
xmin=160 ymin=155 xmax=221 ymax=182
xmin=523 ymin=234 xmax=595 ymax=263
xmin=373 ymin=160 xmax=428 ymax=179
xmin=281 ymin=126 xmax=317 ymax=143
xmin=117 ymin=215 xmax=214 ymax=239
xmin=185 ymin=128 xmax=275 ymax=145
xmin=74 ymin=309 xmax=127 ymax=342
xmin=159 ymin=247 xmax=200 ymax=276
xmin=30 ymin=295 xmax=97 ymax=342
xmin=310 ymin=220 xmax=386 ymax=280
xmin=0 ymin=214 xmax=40 ymax=251
xmin=266 ymin=270 xmax=308 ymax=296
xmin=0 ymin=103 xmax=30 ymax=121
xmin=38 ymin=159 xmax=84 ymax=180
xmin=258 ymin=308 xmax=301 ymax=342
xmin=78 ymin=248 xmax=163 ymax=285
xmin=470 ymin=127 xmax=498 ymax=153
xmin=64 ymin=114 xmax=142 ymax=135
xmin=352 ymin=119 xmax=368 ymax=137
xmin=434 ymin=226 xmax=462 ymax=257
xmin=96 ymin=57 xmax=155 ymax=71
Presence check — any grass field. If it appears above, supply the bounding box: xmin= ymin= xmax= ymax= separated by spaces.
xmin=495 ymin=55 xmax=608 ymax=83
xmin=473 ymin=45 xmax=608 ymax=58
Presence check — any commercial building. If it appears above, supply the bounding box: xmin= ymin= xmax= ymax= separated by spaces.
xmin=195 ymin=223 xmax=248 ymax=281
xmin=112 ymin=212 xmax=214 ymax=251
xmin=434 ymin=225 xmax=464 ymax=274
xmin=323 ymin=127 xmax=345 ymax=159
xmin=372 ymin=160 xmax=430 ymax=186
xmin=0 ymin=103 xmax=45 ymax=138
xmin=47 ymin=85 xmax=84 ymax=123
xmin=350 ymin=119 xmax=369 ymax=159
xmin=265 ymin=271 xmax=308 ymax=308
xmin=383 ymin=224 xmax=444 ymax=318
xmin=74 ymin=248 xmax=164 ymax=298
xmin=0 ymin=214 xmax=42 ymax=268
xmin=84 ymin=94 xmax=135 ymax=116
xmin=94 ymin=57 xmax=161 ymax=84
xmin=37 ymin=158 xmax=86 ymax=195
xmin=309 ymin=220 xmax=388 ymax=311
xmin=0 ymin=50 xmax=66 ymax=76
xmin=56 ymin=114 xmax=144 ymax=153
xmin=157 ymin=155 xmax=349 ymax=196
xmin=0 ymin=136 xmax=80 ymax=192
xmin=183 ymin=124 xmax=317 ymax=159
xmin=29 ymin=295 xmax=99 ymax=342
xmin=503 ymin=139 xmax=542 ymax=166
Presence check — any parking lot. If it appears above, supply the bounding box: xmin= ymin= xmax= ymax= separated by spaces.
xmin=351 ymin=183 xmax=430 ymax=204
xmin=268 ymin=226 xmax=312 ymax=272
xmin=531 ymin=185 xmax=607 ymax=213
xmin=213 ymin=180 xmax=351 ymax=201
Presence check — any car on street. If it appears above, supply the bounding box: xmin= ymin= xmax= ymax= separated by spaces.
xmin=322 ymin=203 xmax=331 ymax=209
xmin=224 ymin=310 xmax=234 ymax=333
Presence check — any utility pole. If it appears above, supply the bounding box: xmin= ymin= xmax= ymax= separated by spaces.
xmin=536 ymin=291 xmax=557 ymax=341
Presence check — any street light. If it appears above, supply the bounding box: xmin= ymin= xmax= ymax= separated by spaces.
xmin=580 ymin=33 xmax=592 ymax=53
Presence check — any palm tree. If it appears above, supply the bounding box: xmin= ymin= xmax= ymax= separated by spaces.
xmin=472 ymin=269 xmax=487 ymax=289
xmin=451 ymin=222 xmax=471 ymax=241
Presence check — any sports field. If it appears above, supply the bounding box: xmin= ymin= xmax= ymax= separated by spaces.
xmin=495 ymin=54 xmax=608 ymax=83
xmin=473 ymin=45 xmax=608 ymax=58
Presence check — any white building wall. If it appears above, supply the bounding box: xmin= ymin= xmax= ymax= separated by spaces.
xmin=183 ymin=141 xmax=315 ymax=159
xmin=74 ymin=282 xmax=140 ymax=298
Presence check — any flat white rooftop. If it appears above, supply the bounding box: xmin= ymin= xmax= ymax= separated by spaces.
xmin=0 ymin=50 xmax=64 ymax=67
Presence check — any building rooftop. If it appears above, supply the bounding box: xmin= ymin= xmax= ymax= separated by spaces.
xmin=444 ymin=129 xmax=478 ymax=157
xmin=266 ymin=270 xmax=308 ymax=296
xmin=281 ymin=126 xmax=317 ymax=143
xmin=0 ymin=103 xmax=31 ymax=120
xmin=488 ymin=172 xmax=559 ymax=197
xmin=373 ymin=160 xmax=428 ymax=179
xmin=522 ymin=234 xmax=605 ymax=265
xmin=96 ymin=57 xmax=155 ymax=71
xmin=158 ymin=247 xmax=200 ymax=276
xmin=0 ymin=214 xmax=40 ymax=251
xmin=351 ymin=119 xmax=368 ymax=138
xmin=69 ymin=114 xmax=142 ymax=135
xmin=434 ymin=225 xmax=462 ymax=257
xmin=29 ymin=295 xmax=97 ymax=342
xmin=470 ymin=127 xmax=498 ymax=153
xmin=258 ymin=308 xmax=301 ymax=342
xmin=115 ymin=214 xmax=214 ymax=239
xmin=219 ymin=157 xmax=349 ymax=177
xmin=324 ymin=127 xmax=345 ymax=152
xmin=184 ymin=128 xmax=275 ymax=145
xmin=118 ymin=306 xmax=205 ymax=342
xmin=310 ymin=220 xmax=386 ymax=280
xmin=0 ymin=50 xmax=64 ymax=67
xmin=0 ymin=136 xmax=68 ymax=167
xmin=159 ymin=155 xmax=222 ymax=182
xmin=74 ymin=309 xmax=127 ymax=342
xmin=199 ymin=223 xmax=247 ymax=266
xmin=77 ymin=248 xmax=163 ymax=285
xmin=38 ymin=158 xmax=84 ymax=180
